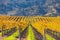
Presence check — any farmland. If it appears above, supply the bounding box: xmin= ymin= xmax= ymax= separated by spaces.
xmin=0 ymin=16 xmax=60 ymax=40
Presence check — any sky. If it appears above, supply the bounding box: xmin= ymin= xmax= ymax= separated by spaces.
xmin=0 ymin=0 xmax=60 ymax=16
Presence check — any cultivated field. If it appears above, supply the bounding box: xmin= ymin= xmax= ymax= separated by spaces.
xmin=0 ymin=16 xmax=60 ymax=40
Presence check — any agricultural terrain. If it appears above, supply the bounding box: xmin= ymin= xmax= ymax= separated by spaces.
xmin=0 ymin=16 xmax=60 ymax=40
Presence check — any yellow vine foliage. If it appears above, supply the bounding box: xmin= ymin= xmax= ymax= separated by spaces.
xmin=0 ymin=16 xmax=60 ymax=36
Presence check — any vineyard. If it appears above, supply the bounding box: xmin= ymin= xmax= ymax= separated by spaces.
xmin=0 ymin=16 xmax=60 ymax=40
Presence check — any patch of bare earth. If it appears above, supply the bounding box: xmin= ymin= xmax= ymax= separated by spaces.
xmin=16 ymin=38 xmax=26 ymax=40
xmin=0 ymin=36 xmax=4 ymax=40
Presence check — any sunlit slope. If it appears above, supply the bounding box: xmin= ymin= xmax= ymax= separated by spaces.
xmin=0 ymin=16 xmax=29 ymax=31
xmin=0 ymin=16 xmax=60 ymax=36
xmin=31 ymin=17 xmax=60 ymax=35
xmin=26 ymin=25 xmax=36 ymax=40
xmin=32 ymin=21 xmax=45 ymax=36
xmin=46 ymin=34 xmax=56 ymax=40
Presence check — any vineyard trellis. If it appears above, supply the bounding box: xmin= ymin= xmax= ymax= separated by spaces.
xmin=0 ymin=16 xmax=60 ymax=40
